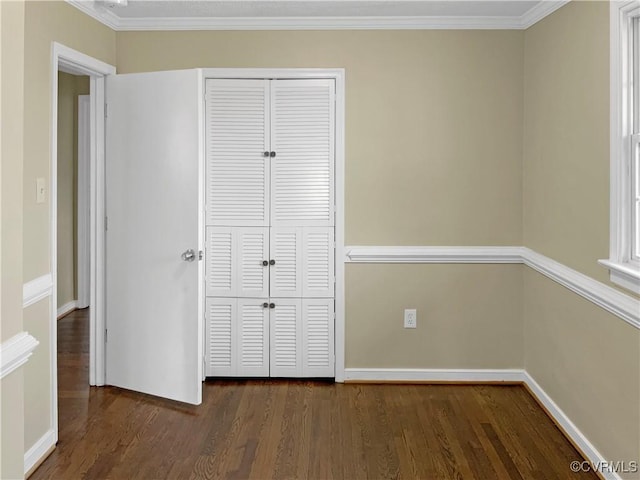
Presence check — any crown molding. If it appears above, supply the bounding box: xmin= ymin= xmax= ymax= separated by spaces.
xmin=66 ymin=1 xmax=571 ymax=31
xmin=67 ymin=0 xmax=121 ymax=30
xmin=518 ymin=0 xmax=570 ymax=28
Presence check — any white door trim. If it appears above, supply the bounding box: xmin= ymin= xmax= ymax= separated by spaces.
xmin=51 ymin=43 xmax=115 ymax=447
xmin=77 ymin=95 xmax=90 ymax=309
xmin=202 ymin=68 xmax=345 ymax=381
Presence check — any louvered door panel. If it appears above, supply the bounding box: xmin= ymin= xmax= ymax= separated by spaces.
xmin=206 ymin=79 xmax=269 ymax=226
xmin=206 ymin=298 xmax=236 ymax=376
xmin=271 ymin=80 xmax=335 ymax=227
xmin=206 ymin=227 xmax=236 ymax=297
xmin=237 ymin=299 xmax=269 ymax=376
xmin=302 ymin=299 xmax=334 ymax=377
xmin=269 ymin=299 xmax=302 ymax=377
xmin=269 ymin=228 xmax=302 ymax=297
xmin=237 ymin=228 xmax=269 ymax=297
xmin=302 ymin=227 xmax=334 ymax=298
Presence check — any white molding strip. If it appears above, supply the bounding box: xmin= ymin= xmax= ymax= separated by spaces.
xmin=523 ymin=373 xmax=621 ymax=480
xmin=344 ymin=368 xmax=526 ymax=383
xmin=522 ymin=248 xmax=640 ymax=331
xmin=65 ymin=0 xmax=569 ymax=31
xmin=24 ymin=428 xmax=56 ymax=476
xmin=345 ymin=246 xmax=640 ymax=330
xmin=345 ymin=246 xmax=525 ymax=263
xmin=518 ymin=0 xmax=570 ymax=28
xmin=57 ymin=300 xmax=78 ymax=319
xmin=23 ymin=274 xmax=53 ymax=308
xmin=0 ymin=332 xmax=39 ymax=380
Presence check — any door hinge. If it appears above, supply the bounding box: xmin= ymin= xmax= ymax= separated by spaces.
xmin=105 ymin=103 xmax=108 ymax=118
xmin=105 ymin=216 xmax=108 ymax=231
xmin=105 ymin=329 xmax=108 ymax=342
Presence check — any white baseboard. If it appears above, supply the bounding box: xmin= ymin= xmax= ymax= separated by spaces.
xmin=57 ymin=300 xmax=77 ymax=318
xmin=24 ymin=428 xmax=56 ymax=476
xmin=344 ymin=368 xmax=526 ymax=383
xmin=523 ymin=373 xmax=622 ymax=480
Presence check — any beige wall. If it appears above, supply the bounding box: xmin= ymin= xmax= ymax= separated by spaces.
xmin=1 ymin=0 xmax=26 ymax=478
xmin=523 ymin=1 xmax=640 ymax=472
xmin=21 ymin=0 xmax=116 ymax=459
xmin=23 ymin=300 xmax=51 ymax=451
xmin=56 ymin=72 xmax=89 ymax=308
xmin=116 ymin=29 xmax=525 ymax=372
xmin=117 ymin=30 xmax=524 ymax=246
xmin=523 ymin=0 xmax=612 ymax=287
xmin=524 ymin=269 xmax=640 ymax=475
xmin=346 ymin=264 xmax=523 ymax=368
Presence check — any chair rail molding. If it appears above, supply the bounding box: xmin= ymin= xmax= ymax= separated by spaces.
xmin=0 ymin=332 xmax=39 ymax=379
xmin=345 ymin=245 xmax=640 ymax=330
xmin=345 ymin=245 xmax=525 ymax=263
xmin=23 ymin=273 xmax=53 ymax=308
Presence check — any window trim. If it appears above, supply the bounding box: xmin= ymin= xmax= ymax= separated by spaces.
xmin=600 ymin=1 xmax=640 ymax=294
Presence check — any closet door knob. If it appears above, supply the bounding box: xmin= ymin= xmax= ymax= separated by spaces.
xmin=269 ymin=303 xmax=275 ymax=309
xmin=269 ymin=259 xmax=276 ymax=265
xmin=263 ymin=151 xmax=269 ymax=157
xmin=270 ymin=151 xmax=276 ymax=158
xmin=262 ymin=260 xmax=269 ymax=266
xmin=263 ymin=302 xmax=269 ymax=308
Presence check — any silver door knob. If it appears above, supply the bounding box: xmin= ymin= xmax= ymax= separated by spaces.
xmin=181 ymin=249 xmax=196 ymax=262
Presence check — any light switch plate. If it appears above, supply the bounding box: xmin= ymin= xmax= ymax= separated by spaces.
xmin=36 ymin=177 xmax=46 ymax=204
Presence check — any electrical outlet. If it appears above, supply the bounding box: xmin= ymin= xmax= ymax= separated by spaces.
xmin=404 ymin=309 xmax=417 ymax=329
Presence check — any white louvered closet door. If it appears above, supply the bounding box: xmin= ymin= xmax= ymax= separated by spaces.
xmin=237 ymin=228 xmax=269 ymax=298
xmin=206 ymin=297 xmax=236 ymax=377
xmin=270 ymin=80 xmax=335 ymax=227
xmin=205 ymin=77 xmax=336 ymax=379
xmin=206 ymin=227 xmax=268 ymax=297
xmin=237 ymin=299 xmax=269 ymax=376
xmin=270 ymin=226 xmax=334 ymax=298
xmin=206 ymin=79 xmax=270 ymax=227
xmin=269 ymin=299 xmax=302 ymax=377
xmin=269 ymin=228 xmax=302 ymax=298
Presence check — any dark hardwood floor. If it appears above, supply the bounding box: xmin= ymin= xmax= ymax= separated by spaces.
xmin=32 ymin=309 xmax=596 ymax=479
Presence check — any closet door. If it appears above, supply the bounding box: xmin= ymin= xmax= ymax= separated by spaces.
xmin=206 ymin=297 xmax=269 ymax=377
xmin=269 ymin=299 xmax=302 ymax=377
xmin=206 ymin=297 xmax=236 ymax=377
xmin=302 ymin=299 xmax=335 ymax=377
xmin=237 ymin=299 xmax=270 ymax=376
xmin=302 ymin=227 xmax=335 ymax=298
xmin=206 ymin=227 xmax=269 ymax=297
xmin=206 ymin=79 xmax=270 ymax=227
xmin=269 ymin=227 xmax=302 ymax=298
xmin=270 ymin=79 xmax=335 ymax=227
xmin=270 ymin=226 xmax=334 ymax=298
xmin=268 ymin=298 xmax=334 ymax=378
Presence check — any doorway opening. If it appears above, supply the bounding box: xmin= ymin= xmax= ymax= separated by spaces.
xmin=50 ymin=43 xmax=115 ymax=448
xmin=56 ymin=72 xmax=89 ymax=323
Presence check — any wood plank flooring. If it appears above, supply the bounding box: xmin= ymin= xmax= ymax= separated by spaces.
xmin=32 ymin=309 xmax=597 ymax=479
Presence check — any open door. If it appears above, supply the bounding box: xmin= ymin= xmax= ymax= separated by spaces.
xmin=106 ymin=69 xmax=202 ymax=405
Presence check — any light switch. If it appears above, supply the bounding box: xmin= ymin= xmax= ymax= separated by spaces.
xmin=36 ymin=177 xmax=46 ymax=204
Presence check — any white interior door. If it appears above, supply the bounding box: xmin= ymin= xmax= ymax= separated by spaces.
xmin=106 ymin=69 xmax=203 ymax=405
